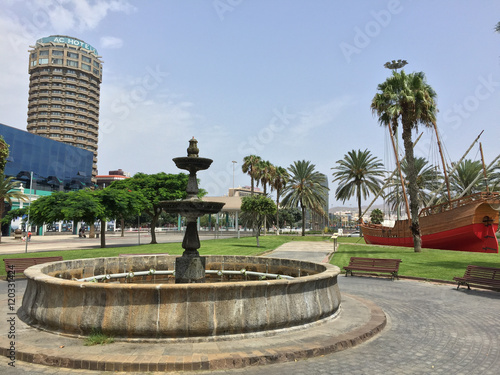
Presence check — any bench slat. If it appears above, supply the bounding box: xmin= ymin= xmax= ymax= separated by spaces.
xmin=343 ymin=257 xmax=402 ymax=280
xmin=454 ymin=265 xmax=500 ymax=291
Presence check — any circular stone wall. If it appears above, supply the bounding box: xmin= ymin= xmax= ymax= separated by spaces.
xmin=18 ymin=255 xmax=341 ymax=340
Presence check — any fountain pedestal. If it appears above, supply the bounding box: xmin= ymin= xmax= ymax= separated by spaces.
xmin=160 ymin=138 xmax=225 ymax=283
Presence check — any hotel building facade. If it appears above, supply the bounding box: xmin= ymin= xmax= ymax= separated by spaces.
xmin=26 ymin=35 xmax=102 ymax=178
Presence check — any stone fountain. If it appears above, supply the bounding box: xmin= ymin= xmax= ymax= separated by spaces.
xmin=159 ymin=137 xmax=225 ymax=283
xmin=17 ymin=139 xmax=342 ymax=340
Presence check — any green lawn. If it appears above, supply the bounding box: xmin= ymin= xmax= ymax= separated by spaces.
xmin=331 ymin=242 xmax=500 ymax=281
xmin=2 ymin=235 xmax=499 ymax=281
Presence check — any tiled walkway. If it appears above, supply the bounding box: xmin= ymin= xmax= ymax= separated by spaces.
xmin=1 ymin=241 xmax=499 ymax=374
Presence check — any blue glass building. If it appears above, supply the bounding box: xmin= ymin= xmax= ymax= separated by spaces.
xmin=1 ymin=123 xmax=93 ymax=192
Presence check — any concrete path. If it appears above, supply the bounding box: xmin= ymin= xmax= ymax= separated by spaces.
xmin=1 ymin=241 xmax=500 ymax=374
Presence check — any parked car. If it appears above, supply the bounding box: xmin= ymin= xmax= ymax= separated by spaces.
xmin=348 ymin=231 xmax=361 ymax=237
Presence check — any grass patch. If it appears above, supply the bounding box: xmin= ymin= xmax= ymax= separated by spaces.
xmin=84 ymin=328 xmax=114 ymax=346
xmin=331 ymin=242 xmax=500 ymax=281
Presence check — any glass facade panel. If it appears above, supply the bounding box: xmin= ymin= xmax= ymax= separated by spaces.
xmin=0 ymin=123 xmax=93 ymax=192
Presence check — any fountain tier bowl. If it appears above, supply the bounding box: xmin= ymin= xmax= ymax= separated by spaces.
xmin=19 ymin=255 xmax=341 ymax=340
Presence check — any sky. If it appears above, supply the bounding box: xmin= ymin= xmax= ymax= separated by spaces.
xmin=1 ymin=0 xmax=499 ymax=210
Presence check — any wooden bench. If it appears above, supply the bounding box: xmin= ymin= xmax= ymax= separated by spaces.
xmin=453 ymin=265 xmax=500 ymax=291
xmin=119 ymin=253 xmax=169 ymax=257
xmin=344 ymin=257 xmax=402 ymax=280
xmin=3 ymin=256 xmax=63 ymax=276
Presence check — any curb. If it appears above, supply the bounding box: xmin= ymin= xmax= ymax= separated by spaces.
xmin=0 ymin=294 xmax=386 ymax=372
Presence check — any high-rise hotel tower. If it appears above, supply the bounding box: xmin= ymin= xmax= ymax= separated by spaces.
xmin=27 ymin=35 xmax=102 ymax=178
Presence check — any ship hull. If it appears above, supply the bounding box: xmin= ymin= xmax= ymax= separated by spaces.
xmin=361 ymin=194 xmax=500 ymax=253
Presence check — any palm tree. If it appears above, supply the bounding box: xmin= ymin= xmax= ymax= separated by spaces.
xmin=332 ymin=149 xmax=385 ymax=224
xmin=385 ymin=157 xmax=442 ymax=211
xmin=256 ymin=160 xmax=275 ymax=195
xmin=270 ymin=166 xmax=289 ymax=235
xmin=281 ymin=160 xmax=329 ymax=236
xmin=372 ymin=70 xmax=438 ymax=252
xmin=241 ymin=155 xmax=261 ymax=195
xmin=449 ymin=159 xmax=484 ymax=195
xmin=0 ymin=176 xmax=28 ymax=243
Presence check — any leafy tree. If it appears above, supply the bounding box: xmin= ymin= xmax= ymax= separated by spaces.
xmin=0 ymin=136 xmax=9 ymax=175
xmin=241 ymin=155 xmax=261 ymax=195
xmin=370 ymin=208 xmax=384 ymax=224
xmin=96 ymin=188 xmax=148 ymax=247
xmin=240 ymin=194 xmax=276 ymax=247
xmin=281 ymin=160 xmax=329 ymax=236
xmin=372 ymin=70 xmax=438 ymax=252
xmin=270 ymin=166 xmax=289 ymax=234
xmin=109 ymin=172 xmax=188 ymax=244
xmin=0 ymin=176 xmax=27 ymax=242
xmin=274 ymin=207 xmax=301 ymax=229
xmin=332 ymin=149 xmax=384 ymax=224
xmin=495 ymin=22 xmax=500 ymax=33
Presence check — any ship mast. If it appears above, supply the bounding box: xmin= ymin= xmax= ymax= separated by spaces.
xmin=479 ymin=142 xmax=489 ymax=193
xmin=432 ymin=123 xmax=452 ymax=202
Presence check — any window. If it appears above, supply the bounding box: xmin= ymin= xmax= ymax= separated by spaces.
xmin=52 ymin=90 xmax=61 ymax=94
xmin=31 ymin=52 xmax=37 ymax=59
xmin=66 ymin=69 xmax=76 ymax=74
xmin=93 ymin=61 xmax=100 ymax=68
xmin=52 ymin=58 xmax=63 ymax=65
xmin=66 ymin=105 xmax=75 ymax=110
xmin=66 ymin=113 xmax=75 ymax=117
xmin=64 ymin=120 xmax=74 ymax=124
xmin=30 ymin=61 xmax=37 ymax=67
xmin=52 ymin=119 xmax=61 ymax=123
xmin=53 ymin=76 xmax=62 ymax=80
xmin=52 ymin=50 xmax=63 ymax=56
xmin=52 ymin=104 xmax=61 ymax=108
xmin=50 ymin=134 xmax=59 ymax=138
xmin=66 ymin=60 xmax=78 ymax=68
xmin=66 ymin=84 xmax=75 ymax=88
xmin=39 ymin=50 xmax=49 ymax=56
xmin=53 ymin=68 xmax=63 ymax=73
xmin=67 ymin=52 xmax=79 ymax=59
xmin=65 ymin=127 xmax=73 ymax=132
xmin=50 ymin=126 xmax=60 ymax=130
xmin=52 ymin=112 xmax=61 ymax=116
xmin=66 ymin=91 xmax=75 ymax=96
xmin=39 ymin=58 xmax=49 ymax=65
xmin=39 ymin=111 xmax=48 ymax=115
xmin=82 ymin=63 xmax=91 ymax=71
xmin=82 ymin=56 xmax=91 ymax=63
xmin=93 ymin=68 xmax=99 ymax=75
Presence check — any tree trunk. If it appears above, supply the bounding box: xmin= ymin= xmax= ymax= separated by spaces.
xmin=149 ymin=206 xmax=161 ymax=244
xmin=301 ymin=203 xmax=306 ymax=236
xmin=402 ymin=121 xmax=422 ymax=252
xmin=357 ymin=183 xmax=362 ymax=224
xmin=0 ymin=200 xmax=4 ymax=243
xmin=100 ymin=220 xmax=106 ymax=248
xmin=276 ymin=189 xmax=280 ymax=236
xmin=120 ymin=218 xmax=125 ymax=237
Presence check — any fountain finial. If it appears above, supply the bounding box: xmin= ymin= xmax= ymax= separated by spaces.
xmin=187 ymin=137 xmax=199 ymax=158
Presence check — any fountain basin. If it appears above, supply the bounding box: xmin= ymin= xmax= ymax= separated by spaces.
xmin=18 ymin=255 xmax=341 ymax=340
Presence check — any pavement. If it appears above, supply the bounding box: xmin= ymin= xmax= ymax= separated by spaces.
xmin=1 ymin=240 xmax=500 ymax=374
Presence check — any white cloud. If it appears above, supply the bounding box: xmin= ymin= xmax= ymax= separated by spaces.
xmin=100 ymin=36 xmax=124 ymax=49
xmin=30 ymin=0 xmax=136 ymax=33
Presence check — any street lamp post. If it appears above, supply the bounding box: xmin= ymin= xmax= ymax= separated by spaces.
xmin=232 ymin=161 xmax=237 ymax=190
